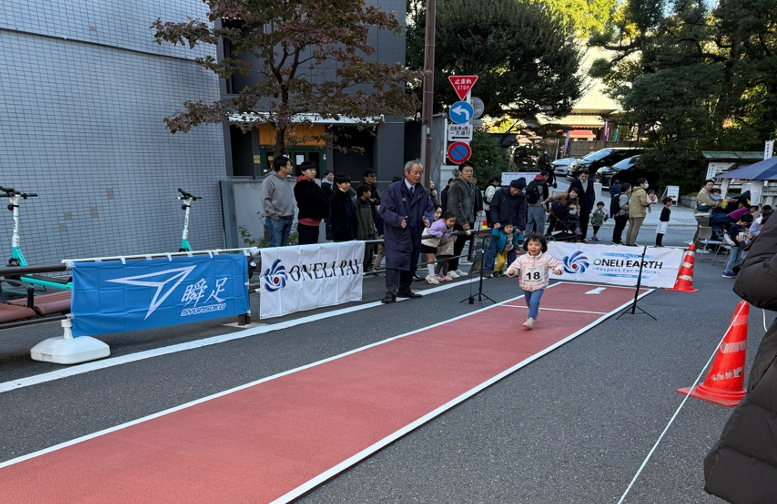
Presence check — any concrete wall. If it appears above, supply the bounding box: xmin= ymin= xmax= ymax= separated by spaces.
xmin=0 ymin=0 xmax=226 ymax=265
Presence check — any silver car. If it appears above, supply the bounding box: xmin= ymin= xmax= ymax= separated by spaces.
xmin=551 ymin=157 xmax=576 ymax=176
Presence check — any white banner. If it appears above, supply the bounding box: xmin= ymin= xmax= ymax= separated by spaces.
xmin=259 ymin=242 xmax=365 ymax=319
xmin=501 ymin=172 xmax=540 ymax=186
xmin=547 ymin=243 xmax=684 ymax=288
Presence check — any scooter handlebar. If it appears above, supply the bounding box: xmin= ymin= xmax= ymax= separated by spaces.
xmin=177 ymin=188 xmax=201 ymax=200
xmin=0 ymin=187 xmax=38 ymax=198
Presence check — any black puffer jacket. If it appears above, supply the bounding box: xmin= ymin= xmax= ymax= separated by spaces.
xmin=704 ymin=215 xmax=777 ymax=503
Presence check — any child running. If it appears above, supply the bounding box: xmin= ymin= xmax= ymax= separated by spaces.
xmin=506 ymin=234 xmax=562 ymax=329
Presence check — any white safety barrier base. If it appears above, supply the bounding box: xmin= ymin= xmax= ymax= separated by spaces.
xmin=30 ymin=320 xmax=110 ymax=365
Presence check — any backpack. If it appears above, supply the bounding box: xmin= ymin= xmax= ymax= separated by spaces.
xmin=610 ymin=197 xmax=619 ymax=218
xmin=526 ymin=180 xmax=542 ymax=204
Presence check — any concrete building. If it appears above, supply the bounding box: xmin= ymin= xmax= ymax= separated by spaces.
xmin=0 ymin=0 xmax=411 ymax=263
xmin=0 ymin=0 xmax=226 ymax=265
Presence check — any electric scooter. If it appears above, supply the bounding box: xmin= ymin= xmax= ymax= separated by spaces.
xmin=0 ymin=186 xmax=72 ymax=290
xmin=177 ymin=188 xmax=201 ymax=252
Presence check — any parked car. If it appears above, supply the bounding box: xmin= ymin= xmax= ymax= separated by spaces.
xmin=551 ymin=157 xmax=576 ymax=176
xmin=567 ymin=148 xmax=645 ymax=179
xmin=595 ymin=155 xmax=660 ymax=188
xmin=595 ymin=155 xmax=640 ymax=188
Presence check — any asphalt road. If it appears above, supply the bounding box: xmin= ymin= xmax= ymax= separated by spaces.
xmin=0 ymin=205 xmax=762 ymax=503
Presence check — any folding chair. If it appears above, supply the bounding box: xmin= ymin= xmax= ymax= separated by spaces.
xmin=697 ymin=226 xmax=723 ymax=261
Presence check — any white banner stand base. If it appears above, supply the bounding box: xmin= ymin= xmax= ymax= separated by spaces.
xmin=30 ymin=320 xmax=110 ymax=365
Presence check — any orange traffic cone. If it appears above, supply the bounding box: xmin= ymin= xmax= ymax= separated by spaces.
xmin=678 ymin=301 xmax=749 ymax=406
xmin=481 ymin=219 xmax=488 ymax=229
xmin=667 ymin=244 xmax=699 ymax=292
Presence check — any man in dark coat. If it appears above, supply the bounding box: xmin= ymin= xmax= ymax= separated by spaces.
xmin=704 ymin=214 xmax=777 ymax=503
xmin=569 ymin=169 xmax=596 ymax=242
xmin=446 ymin=161 xmax=476 ymax=277
xmin=379 ymin=160 xmax=435 ymax=303
xmin=483 ymin=178 xmax=527 ymax=275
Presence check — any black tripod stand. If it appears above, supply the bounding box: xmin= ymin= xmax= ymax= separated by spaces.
xmin=617 ymin=245 xmax=657 ymax=320
xmin=460 ymin=231 xmax=495 ymax=307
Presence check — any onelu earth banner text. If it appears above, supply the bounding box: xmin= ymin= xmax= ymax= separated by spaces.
xmin=259 ymin=242 xmax=364 ymax=319
xmin=547 ymin=243 xmax=684 ymax=288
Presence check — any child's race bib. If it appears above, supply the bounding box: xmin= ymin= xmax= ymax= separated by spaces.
xmin=523 ymin=267 xmax=543 ymax=283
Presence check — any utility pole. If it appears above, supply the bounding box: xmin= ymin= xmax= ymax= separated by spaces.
xmin=420 ymin=0 xmax=436 ymax=187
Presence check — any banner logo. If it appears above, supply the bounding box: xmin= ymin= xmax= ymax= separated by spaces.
xmin=108 ymin=266 xmax=197 ymax=320
xmin=563 ymin=251 xmax=590 ymax=274
xmin=262 ymin=258 xmax=288 ymax=292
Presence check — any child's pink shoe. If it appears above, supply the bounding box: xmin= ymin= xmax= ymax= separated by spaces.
xmin=522 ymin=318 xmax=535 ymax=329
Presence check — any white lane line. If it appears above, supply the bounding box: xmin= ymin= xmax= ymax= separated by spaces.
xmin=500 ymin=305 xmax=610 ymax=315
xmin=585 ymin=287 xmax=606 ymax=294
xmin=0 ymin=279 xmax=494 ymax=394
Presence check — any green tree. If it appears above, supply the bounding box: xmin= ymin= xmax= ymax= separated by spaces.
xmin=589 ymin=0 xmax=777 ymax=191
xmin=469 ymin=130 xmax=510 ymax=185
xmin=407 ymin=0 xmax=584 ymax=120
xmin=153 ymin=0 xmax=422 ymax=157
xmin=531 ymin=0 xmax=618 ymax=38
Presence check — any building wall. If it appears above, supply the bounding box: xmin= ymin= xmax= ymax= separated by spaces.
xmin=0 ymin=0 xmax=226 ymax=265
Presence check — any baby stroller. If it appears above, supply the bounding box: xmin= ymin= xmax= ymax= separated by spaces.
xmin=544 ymin=200 xmax=582 ymax=242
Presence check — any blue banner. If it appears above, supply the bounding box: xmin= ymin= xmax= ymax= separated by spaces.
xmin=71 ymin=254 xmax=249 ymax=337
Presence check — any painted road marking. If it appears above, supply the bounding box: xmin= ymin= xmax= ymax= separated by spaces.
xmin=585 ymin=287 xmax=607 ymax=294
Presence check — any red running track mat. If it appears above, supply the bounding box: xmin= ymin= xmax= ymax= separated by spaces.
xmin=0 ymin=282 xmax=645 ymax=503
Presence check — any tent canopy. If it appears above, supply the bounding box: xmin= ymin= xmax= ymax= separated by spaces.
xmin=716 ymin=157 xmax=777 ymax=181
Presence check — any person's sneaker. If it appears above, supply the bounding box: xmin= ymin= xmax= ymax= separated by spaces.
xmin=448 ymin=270 xmax=460 ymax=279
xmin=522 ymin=318 xmax=535 ymax=329
xmin=442 ymin=275 xmax=453 ymax=281
xmin=454 ymin=269 xmax=468 ymax=277
xmin=425 ymin=274 xmax=440 ymax=285
xmin=722 ymin=271 xmax=737 ymax=279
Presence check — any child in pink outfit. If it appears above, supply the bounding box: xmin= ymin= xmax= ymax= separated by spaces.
xmin=506 ymin=234 xmax=563 ymax=329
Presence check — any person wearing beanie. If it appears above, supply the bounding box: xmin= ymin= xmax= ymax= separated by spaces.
xmin=483 ymin=177 xmax=527 ymax=276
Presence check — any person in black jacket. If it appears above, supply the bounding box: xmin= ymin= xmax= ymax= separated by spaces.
xmin=655 ymin=197 xmax=672 ymax=247
xmin=704 ymin=214 xmax=777 ymax=503
xmin=483 ymin=178 xmax=527 ymax=275
xmin=328 ymin=173 xmax=358 ymax=242
xmin=293 ymin=161 xmax=330 ymax=245
xmin=569 ymin=169 xmax=596 ymax=242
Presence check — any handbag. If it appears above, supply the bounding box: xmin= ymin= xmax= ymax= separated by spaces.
xmin=696 ymin=203 xmax=711 ymax=212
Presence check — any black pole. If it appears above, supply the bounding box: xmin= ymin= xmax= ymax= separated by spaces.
xmin=617 ymin=245 xmax=656 ymax=320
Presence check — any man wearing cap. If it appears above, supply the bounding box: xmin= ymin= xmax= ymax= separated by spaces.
xmin=483 ymin=178 xmax=527 ymax=276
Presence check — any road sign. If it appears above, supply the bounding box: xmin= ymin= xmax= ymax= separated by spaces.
xmin=447 ymin=124 xmax=473 ymax=142
xmin=448 ymin=75 xmax=479 ymax=101
xmin=447 ymin=142 xmax=472 ymax=164
xmin=471 ymin=97 xmax=485 ymax=119
xmin=449 ymin=101 xmax=474 ymax=124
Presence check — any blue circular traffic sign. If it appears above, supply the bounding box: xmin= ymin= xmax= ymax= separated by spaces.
xmin=447 ymin=142 xmax=472 ymax=163
xmin=449 ymin=101 xmax=474 ymax=124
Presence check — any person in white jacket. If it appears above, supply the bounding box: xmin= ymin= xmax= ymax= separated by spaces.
xmin=506 ymin=235 xmax=563 ymax=329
